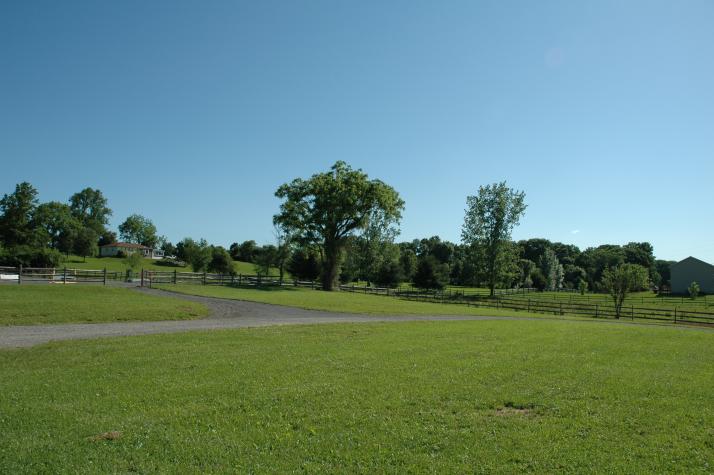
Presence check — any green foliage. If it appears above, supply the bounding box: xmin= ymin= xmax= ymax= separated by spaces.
xmin=123 ymin=251 xmax=144 ymax=271
xmin=72 ymin=228 xmax=98 ymax=261
xmin=177 ymin=238 xmax=211 ymax=272
xmin=539 ymin=248 xmax=563 ymax=291
xmin=31 ymin=201 xmax=80 ymax=253
xmin=207 ymin=246 xmax=233 ymax=274
xmin=254 ymin=245 xmax=277 ymax=276
xmin=602 ymin=264 xmax=650 ymax=318
xmin=0 ymin=245 xmax=62 ymax=268
xmin=373 ymin=259 xmax=403 ymax=288
xmin=578 ymin=278 xmax=588 ymax=295
xmin=688 ymin=281 xmax=700 ymax=300
xmin=413 ymin=255 xmax=449 ymax=290
xmin=462 ymin=182 xmax=527 ymax=296
xmin=287 ymin=247 xmax=322 ymax=281
xmin=69 ymin=188 xmax=112 ymax=235
xmin=0 ymin=182 xmax=39 ymax=247
xmin=274 ymin=161 xmax=404 ymax=291
xmin=118 ymin=214 xmax=158 ymax=248
xmin=229 ymin=240 xmax=258 ymax=263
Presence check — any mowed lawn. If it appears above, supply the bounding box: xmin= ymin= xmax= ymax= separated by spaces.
xmin=0 ymin=285 xmax=207 ymax=325
xmin=154 ymin=284 xmax=553 ymax=318
xmin=0 ymin=320 xmax=712 ymax=472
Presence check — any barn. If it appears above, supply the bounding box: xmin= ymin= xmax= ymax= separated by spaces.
xmin=670 ymin=256 xmax=714 ymax=294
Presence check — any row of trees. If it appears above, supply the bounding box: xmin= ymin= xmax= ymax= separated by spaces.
xmin=0 ymin=182 xmax=173 ymax=267
xmin=267 ymin=162 xmax=671 ymax=298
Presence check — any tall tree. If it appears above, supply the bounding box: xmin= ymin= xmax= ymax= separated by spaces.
xmin=540 ymin=248 xmax=564 ymax=291
xmin=69 ymin=188 xmax=112 ymax=235
xmin=0 ymin=182 xmax=39 ymax=246
xmin=119 ymin=214 xmax=158 ymax=248
xmin=274 ymin=161 xmax=404 ymax=291
xmin=462 ymin=182 xmax=527 ymax=297
xmin=32 ymin=201 xmax=80 ymax=253
xmin=72 ymin=227 xmax=98 ymax=262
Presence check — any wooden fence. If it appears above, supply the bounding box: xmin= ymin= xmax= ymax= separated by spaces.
xmin=338 ymin=286 xmax=714 ymax=326
xmin=0 ymin=266 xmax=123 ymax=284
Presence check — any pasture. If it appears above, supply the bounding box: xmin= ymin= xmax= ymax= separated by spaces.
xmin=57 ymin=255 xmax=269 ymax=275
xmin=1 ymin=320 xmax=712 ymax=472
xmin=0 ymin=286 xmax=207 ymax=325
xmin=154 ymin=284 xmax=554 ymax=318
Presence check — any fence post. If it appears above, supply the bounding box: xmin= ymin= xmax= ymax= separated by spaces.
xmin=173 ymin=270 xmax=177 ymax=284
xmin=674 ymin=307 xmax=677 ymax=323
xmin=560 ymin=302 xmax=563 ymax=315
xmin=239 ymin=274 xmax=242 ymax=286
xmin=595 ymin=304 xmax=598 ymax=318
xmin=140 ymin=268 xmax=144 ymax=287
xmin=63 ymin=267 xmax=67 ymax=284
xmin=631 ymin=305 xmax=634 ymax=321
xmin=103 ymin=267 xmax=107 ymax=286
xmin=203 ymin=272 xmax=207 ymax=285
xmin=528 ymin=299 xmax=531 ymax=313
xmin=18 ymin=265 xmax=22 ymax=285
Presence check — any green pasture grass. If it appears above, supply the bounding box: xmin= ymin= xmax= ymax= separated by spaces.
xmin=0 ymin=285 xmax=207 ymax=325
xmin=53 ymin=255 xmax=277 ymax=276
xmin=501 ymin=290 xmax=713 ymax=310
xmin=154 ymin=284 xmax=552 ymax=318
xmin=1 ymin=320 xmax=712 ymax=472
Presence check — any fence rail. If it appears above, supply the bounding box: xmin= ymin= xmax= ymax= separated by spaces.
xmin=336 ymin=286 xmax=714 ymax=326
xmin=0 ymin=266 xmax=124 ymax=284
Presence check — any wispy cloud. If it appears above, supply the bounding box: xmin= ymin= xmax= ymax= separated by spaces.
xmin=571 ymin=229 xmax=580 ymax=235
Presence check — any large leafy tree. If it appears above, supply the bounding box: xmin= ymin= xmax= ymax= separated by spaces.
xmin=0 ymin=182 xmax=39 ymax=246
xmin=118 ymin=214 xmax=158 ymax=248
xmin=462 ymin=182 xmax=527 ymax=297
xmin=32 ymin=201 xmax=80 ymax=254
xmin=274 ymin=161 xmax=404 ymax=291
xmin=69 ymin=188 xmax=112 ymax=235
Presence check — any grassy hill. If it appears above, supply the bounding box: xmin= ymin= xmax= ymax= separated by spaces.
xmin=57 ymin=255 xmax=277 ymax=275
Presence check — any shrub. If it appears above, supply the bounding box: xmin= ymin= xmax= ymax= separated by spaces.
xmin=688 ymin=281 xmax=700 ymax=300
xmin=413 ymin=256 xmax=449 ymax=290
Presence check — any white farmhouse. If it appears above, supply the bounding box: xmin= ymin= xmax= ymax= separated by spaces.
xmin=99 ymin=242 xmax=165 ymax=259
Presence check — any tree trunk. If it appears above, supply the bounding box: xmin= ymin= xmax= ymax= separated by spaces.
xmin=322 ymin=240 xmax=341 ymax=291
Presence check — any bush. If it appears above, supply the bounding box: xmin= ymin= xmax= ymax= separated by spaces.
xmin=688 ymin=281 xmax=700 ymax=300
xmin=0 ymin=245 xmax=61 ymax=268
xmin=374 ymin=260 xmax=403 ymax=288
xmin=413 ymin=256 xmax=449 ymax=290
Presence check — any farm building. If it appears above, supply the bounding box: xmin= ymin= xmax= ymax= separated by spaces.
xmin=670 ymin=256 xmax=714 ymax=294
xmin=99 ymin=242 xmax=164 ymax=259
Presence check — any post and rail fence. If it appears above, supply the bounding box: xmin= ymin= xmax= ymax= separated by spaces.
xmin=3 ymin=265 xmax=712 ymax=326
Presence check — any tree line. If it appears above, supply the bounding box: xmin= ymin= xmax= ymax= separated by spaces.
xmin=1 ymin=169 xmax=675 ymax=301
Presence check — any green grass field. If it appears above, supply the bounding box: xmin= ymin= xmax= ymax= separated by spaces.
xmin=154 ymin=284 xmax=555 ymax=318
xmin=56 ymin=255 xmax=275 ymax=276
xmin=1 ymin=320 xmax=712 ymax=472
xmin=499 ymin=290 xmax=713 ymax=310
xmin=0 ymin=285 xmax=208 ymax=325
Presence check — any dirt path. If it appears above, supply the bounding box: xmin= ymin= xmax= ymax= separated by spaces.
xmin=0 ymin=288 xmax=510 ymax=348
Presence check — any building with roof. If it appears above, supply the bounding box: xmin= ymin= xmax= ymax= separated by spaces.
xmin=670 ymin=256 xmax=714 ymax=294
xmin=99 ymin=242 xmax=164 ymax=259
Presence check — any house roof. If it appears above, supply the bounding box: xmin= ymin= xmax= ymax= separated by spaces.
xmin=672 ymin=256 xmax=714 ymax=269
xmin=100 ymin=242 xmax=150 ymax=249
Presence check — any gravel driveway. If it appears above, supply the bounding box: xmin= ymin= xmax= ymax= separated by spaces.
xmin=0 ymin=287 xmax=510 ymax=348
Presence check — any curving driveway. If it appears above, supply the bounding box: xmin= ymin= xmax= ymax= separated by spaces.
xmin=0 ymin=288 xmax=511 ymax=348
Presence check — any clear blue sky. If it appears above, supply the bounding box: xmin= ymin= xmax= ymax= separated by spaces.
xmin=1 ymin=1 xmax=713 ymax=262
